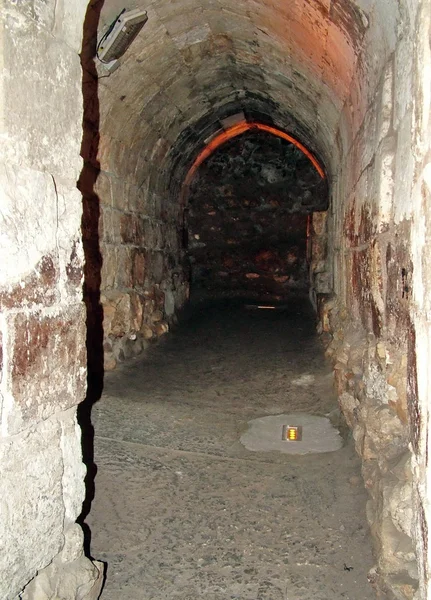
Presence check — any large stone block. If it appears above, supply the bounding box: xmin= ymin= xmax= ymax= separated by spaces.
xmin=115 ymin=246 xmax=134 ymax=288
xmin=0 ymin=165 xmax=58 ymax=285
xmin=2 ymin=9 xmax=84 ymax=179
xmin=60 ymin=408 xmax=86 ymax=523
xmin=100 ymin=244 xmax=117 ymax=289
xmin=21 ymin=555 xmax=104 ymax=600
xmin=132 ymin=249 xmax=147 ymax=288
xmin=120 ymin=213 xmax=144 ymax=245
xmin=52 ymin=0 xmax=89 ymax=52
xmin=3 ymin=306 xmax=86 ymax=436
xmin=0 ymin=416 xmax=64 ymax=599
xmin=101 ymin=290 xmax=144 ymax=337
xmin=0 ymin=254 xmax=57 ymax=310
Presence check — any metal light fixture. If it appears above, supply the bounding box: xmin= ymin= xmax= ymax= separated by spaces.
xmin=282 ymin=425 xmax=303 ymax=441
xmin=97 ymin=8 xmax=148 ymax=65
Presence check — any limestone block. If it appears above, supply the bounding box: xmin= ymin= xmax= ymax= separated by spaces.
xmin=128 ymin=181 xmax=148 ymax=214
xmin=100 ymin=245 xmax=117 ymax=289
xmin=376 ymin=60 xmax=393 ymax=144
xmin=375 ymin=137 xmax=395 ymax=229
xmin=97 ymin=134 xmax=114 ymax=175
xmin=363 ymin=405 xmax=408 ymax=459
xmin=394 ymin=113 xmax=415 ymax=224
xmin=143 ymin=219 xmax=163 ymax=249
xmin=59 ymin=524 xmax=85 ymax=565
xmin=0 ymin=417 xmax=64 ymax=599
xmin=164 ymin=289 xmax=176 ymax=317
xmin=390 ymin=451 xmax=413 ymax=484
xmin=60 ymin=408 xmax=86 ymax=523
xmin=150 ymin=310 xmax=164 ymax=323
xmin=311 ymin=239 xmax=327 ymax=263
xmin=120 ymin=213 xmax=144 ymax=245
xmin=104 ymin=352 xmax=117 ymax=371
xmin=364 ymin=363 xmax=391 ymax=406
xmin=155 ymin=321 xmax=169 ymax=337
xmin=2 ymin=10 xmax=84 ymax=179
xmin=102 ymin=291 xmax=143 ymax=338
xmin=0 ymin=254 xmax=57 ymax=310
xmin=384 ymin=479 xmax=415 ymax=539
xmin=0 ymin=164 xmax=58 ymax=285
xmin=314 ymin=271 xmax=333 ymax=294
xmin=147 ymin=251 xmax=165 ymax=284
xmin=132 ymin=249 xmax=146 ymax=288
xmin=394 ymin=31 xmax=414 ymax=129
xmin=94 ymin=171 xmax=113 ymax=208
xmin=52 ymin=0 xmax=89 ymax=52
xmin=141 ymin=324 xmax=154 ymax=340
xmin=377 ymin=518 xmax=418 ymax=580
xmin=339 ymin=391 xmax=359 ymax=428
xmin=3 ymin=305 xmax=87 ymax=436
xmin=112 ymin=334 xmax=145 ymax=363
xmin=7 ymin=0 xmax=56 ymax=29
xmin=64 ymin=239 xmax=85 ymax=300
xmin=100 ymin=207 xmax=123 ymax=245
xmin=110 ymin=176 xmax=128 ymax=212
xmin=115 ymin=246 xmax=133 ymax=288
xmin=0 ymin=171 xmax=83 ymax=302
xmin=20 ymin=555 xmax=104 ymax=600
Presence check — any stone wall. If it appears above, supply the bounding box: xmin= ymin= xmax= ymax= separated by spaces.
xmin=94 ymin=140 xmax=189 ymax=372
xmin=187 ymin=130 xmax=327 ymax=300
xmin=2 ymin=0 xmax=426 ymax=598
xmin=92 ymin=0 xmax=431 ymax=595
xmin=409 ymin=3 xmax=431 ymax=596
xmin=0 ymin=1 xmax=102 ymax=598
xmin=314 ymin=2 xmax=429 ymax=597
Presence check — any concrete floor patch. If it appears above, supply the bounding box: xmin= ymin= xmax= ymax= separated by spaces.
xmin=240 ymin=413 xmax=343 ymax=454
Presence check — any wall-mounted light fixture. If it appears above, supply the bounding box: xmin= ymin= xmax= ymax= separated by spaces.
xmin=97 ymin=8 xmax=148 ymax=68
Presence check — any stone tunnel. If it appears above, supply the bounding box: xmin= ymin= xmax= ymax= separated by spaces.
xmin=1 ymin=0 xmax=431 ymax=598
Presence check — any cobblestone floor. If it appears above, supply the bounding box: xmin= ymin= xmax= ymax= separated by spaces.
xmin=87 ymin=298 xmax=379 ymax=599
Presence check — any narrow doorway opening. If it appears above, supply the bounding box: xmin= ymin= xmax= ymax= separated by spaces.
xmin=86 ymin=122 xmax=378 ymax=599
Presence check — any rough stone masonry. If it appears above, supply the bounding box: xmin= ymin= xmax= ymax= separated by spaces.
xmin=1 ymin=0 xmax=431 ymax=599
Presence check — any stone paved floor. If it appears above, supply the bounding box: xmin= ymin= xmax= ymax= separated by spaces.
xmin=87 ymin=298 xmax=379 ymax=599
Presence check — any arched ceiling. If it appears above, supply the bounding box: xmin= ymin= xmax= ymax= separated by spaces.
xmin=96 ymin=0 xmax=400 ymax=191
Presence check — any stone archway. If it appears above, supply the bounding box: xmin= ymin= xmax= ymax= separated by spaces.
xmin=1 ymin=0 xmax=431 ymax=598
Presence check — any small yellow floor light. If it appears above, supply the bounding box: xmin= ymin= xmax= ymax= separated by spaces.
xmin=282 ymin=425 xmax=303 ymax=441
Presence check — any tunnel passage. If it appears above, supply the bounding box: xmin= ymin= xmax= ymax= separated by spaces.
xmin=3 ymin=0 xmax=431 ymax=599
xmin=89 ymin=2 xmax=426 ymax=598
xmin=186 ymin=128 xmax=328 ymax=300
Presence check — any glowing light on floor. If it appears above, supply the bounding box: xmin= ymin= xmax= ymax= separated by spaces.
xmin=282 ymin=425 xmax=303 ymax=442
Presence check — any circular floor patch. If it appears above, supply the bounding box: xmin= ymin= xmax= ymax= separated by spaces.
xmin=240 ymin=413 xmax=343 ymax=455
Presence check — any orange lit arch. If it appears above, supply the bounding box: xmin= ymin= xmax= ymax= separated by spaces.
xmin=182 ymin=121 xmax=325 ymax=201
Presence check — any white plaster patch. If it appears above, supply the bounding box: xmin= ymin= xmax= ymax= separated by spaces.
xmin=60 ymin=408 xmax=86 ymax=523
xmin=378 ymin=147 xmax=395 ymax=227
xmin=173 ymin=24 xmax=211 ymax=49
xmin=0 ymin=163 xmax=57 ymax=284
xmin=291 ymin=374 xmax=315 ymax=386
xmin=240 ymin=413 xmax=343 ymax=455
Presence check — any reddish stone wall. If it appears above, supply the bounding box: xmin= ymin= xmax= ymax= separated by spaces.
xmin=94 ymin=169 xmax=189 ymax=371
xmin=187 ymin=131 xmax=328 ymax=300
